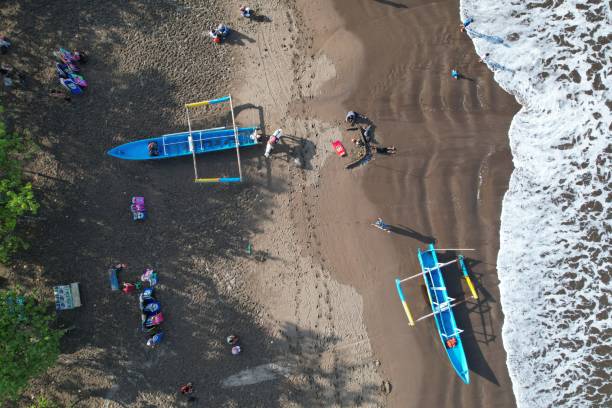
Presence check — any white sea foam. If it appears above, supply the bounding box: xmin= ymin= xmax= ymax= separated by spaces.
xmin=459 ymin=1 xmax=611 ymax=406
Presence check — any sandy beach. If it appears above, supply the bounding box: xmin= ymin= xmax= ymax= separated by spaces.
xmin=295 ymin=0 xmax=520 ymax=406
xmin=1 ymin=0 xmax=519 ymax=406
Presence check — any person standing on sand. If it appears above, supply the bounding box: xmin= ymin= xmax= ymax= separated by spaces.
xmin=264 ymin=129 xmax=282 ymax=158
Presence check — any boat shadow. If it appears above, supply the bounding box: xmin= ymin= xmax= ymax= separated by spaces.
xmin=234 ymin=103 xmax=266 ymax=132
xmin=435 ymin=252 xmax=500 ymax=385
xmin=387 ymin=224 xmax=436 ymax=244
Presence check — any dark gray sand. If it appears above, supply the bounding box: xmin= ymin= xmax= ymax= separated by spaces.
xmin=2 ymin=0 xmax=383 ymax=407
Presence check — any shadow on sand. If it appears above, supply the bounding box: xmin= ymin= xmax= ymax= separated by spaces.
xmin=226 ymin=29 xmax=256 ymax=46
xmin=434 ymin=251 xmax=500 ymax=385
xmin=374 ymin=0 xmax=409 ymax=9
xmin=387 ymin=224 xmax=436 ymax=244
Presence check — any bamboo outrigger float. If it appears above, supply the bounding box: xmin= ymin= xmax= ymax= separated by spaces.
xmin=395 ymin=244 xmax=479 ymax=384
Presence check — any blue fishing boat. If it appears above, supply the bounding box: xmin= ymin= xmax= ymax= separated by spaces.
xmin=107 ymin=126 xmax=259 ymax=161
xmin=395 ymin=244 xmax=479 ymax=384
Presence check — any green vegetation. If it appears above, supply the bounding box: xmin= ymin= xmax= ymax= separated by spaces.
xmin=0 ymin=289 xmax=63 ymax=404
xmin=0 ymin=108 xmax=39 ymax=263
xmin=28 ymin=396 xmax=60 ymax=408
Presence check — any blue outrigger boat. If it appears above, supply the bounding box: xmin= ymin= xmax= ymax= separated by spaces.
xmin=395 ymin=244 xmax=479 ymax=384
xmin=107 ymin=127 xmax=259 ymax=161
xmin=108 ymin=94 xmax=260 ymax=184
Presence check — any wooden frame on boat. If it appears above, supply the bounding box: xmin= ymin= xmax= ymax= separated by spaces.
xmin=185 ymin=95 xmax=244 ymax=184
xmin=394 ymin=245 xmax=479 ymax=384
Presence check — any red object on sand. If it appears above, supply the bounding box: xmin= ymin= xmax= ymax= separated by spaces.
xmin=332 ymin=140 xmax=346 ymax=157
xmin=122 ymin=282 xmax=135 ymax=294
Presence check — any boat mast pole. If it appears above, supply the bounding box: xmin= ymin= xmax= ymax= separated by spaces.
xmin=186 ymin=106 xmax=198 ymax=180
xmin=228 ymin=94 xmax=243 ymax=181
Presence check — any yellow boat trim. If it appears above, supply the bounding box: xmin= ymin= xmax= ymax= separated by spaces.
xmin=185 ymin=100 xmax=210 ymax=108
xmin=464 ymin=276 xmax=478 ymax=300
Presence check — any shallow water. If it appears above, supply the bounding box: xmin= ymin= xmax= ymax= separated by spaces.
xmin=460 ymin=0 xmax=611 ymax=406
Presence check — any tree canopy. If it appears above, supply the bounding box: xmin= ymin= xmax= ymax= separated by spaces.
xmin=0 ymin=109 xmax=39 ymax=263
xmin=0 ymin=289 xmax=63 ymax=404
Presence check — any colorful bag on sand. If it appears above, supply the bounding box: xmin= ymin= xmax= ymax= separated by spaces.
xmin=141 ymin=268 xmax=158 ymax=286
xmin=130 ymin=196 xmax=146 ymax=221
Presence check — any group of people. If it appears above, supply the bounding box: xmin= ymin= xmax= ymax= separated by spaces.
xmin=209 ymin=23 xmax=231 ymax=43
xmin=226 ymin=333 xmax=242 ymax=355
xmin=262 ymin=112 xmax=396 ymax=161
xmin=209 ymin=5 xmax=255 ymax=43
xmin=454 ymin=17 xmax=491 ymax=79
xmin=451 ymin=17 xmax=476 ymax=80
xmin=346 ymin=111 xmax=397 ymax=156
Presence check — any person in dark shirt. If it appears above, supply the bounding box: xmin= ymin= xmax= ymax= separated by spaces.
xmin=148 ymin=141 xmax=159 ymax=156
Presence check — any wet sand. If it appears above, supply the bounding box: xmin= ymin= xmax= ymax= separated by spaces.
xmin=297 ymin=0 xmax=520 ymax=406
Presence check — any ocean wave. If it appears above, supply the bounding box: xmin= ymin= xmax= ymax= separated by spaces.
xmin=459 ymin=1 xmax=611 ymax=407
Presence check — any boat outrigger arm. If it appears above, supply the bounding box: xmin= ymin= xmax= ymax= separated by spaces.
xmin=185 ymin=94 xmax=244 ymax=183
xmin=395 ymin=253 xmax=478 ymax=326
xmin=395 ymin=245 xmax=478 ymax=384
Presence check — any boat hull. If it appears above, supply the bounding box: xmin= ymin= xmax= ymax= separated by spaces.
xmin=107 ymin=127 xmax=259 ymax=161
xmin=418 ymin=244 xmax=470 ymax=384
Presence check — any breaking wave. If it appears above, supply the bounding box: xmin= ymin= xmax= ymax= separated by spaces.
xmin=460 ymin=0 xmax=611 ymax=406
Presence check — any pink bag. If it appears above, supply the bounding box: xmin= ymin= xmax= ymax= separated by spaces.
xmin=131 ymin=196 xmax=145 ymax=212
